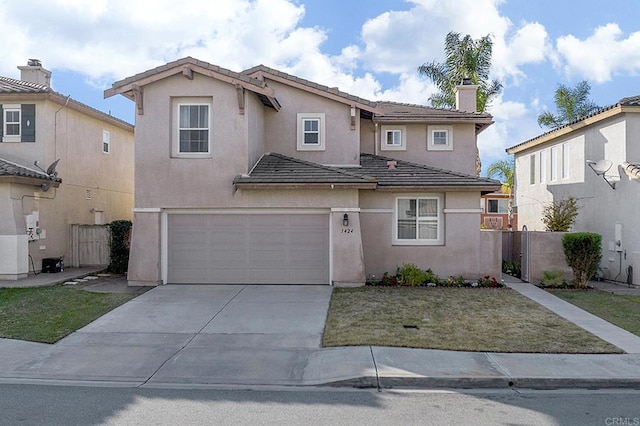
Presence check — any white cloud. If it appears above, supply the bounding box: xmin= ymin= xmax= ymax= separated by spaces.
xmin=556 ymin=23 xmax=640 ymax=83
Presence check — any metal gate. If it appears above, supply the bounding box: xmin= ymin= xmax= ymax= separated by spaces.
xmin=70 ymin=224 xmax=110 ymax=267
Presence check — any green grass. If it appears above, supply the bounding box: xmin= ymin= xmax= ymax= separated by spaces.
xmin=551 ymin=289 xmax=640 ymax=336
xmin=0 ymin=285 xmax=136 ymax=343
xmin=322 ymin=287 xmax=622 ymax=353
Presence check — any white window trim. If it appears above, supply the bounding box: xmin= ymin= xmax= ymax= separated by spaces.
xmin=3 ymin=104 xmax=21 ymax=143
xmin=540 ymin=150 xmax=547 ymax=183
xmin=172 ymin=98 xmax=212 ymax=158
xmin=427 ymin=125 xmax=453 ymax=151
xmin=102 ymin=130 xmax=110 ymax=154
xmin=380 ymin=125 xmax=406 ymax=151
xmin=562 ymin=142 xmax=570 ymax=179
xmin=393 ymin=194 xmax=444 ymax=246
xmin=297 ymin=113 xmax=326 ymax=151
xmin=550 ymin=146 xmax=558 ymax=181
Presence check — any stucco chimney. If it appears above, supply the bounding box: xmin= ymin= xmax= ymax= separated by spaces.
xmin=18 ymin=59 xmax=51 ymax=88
xmin=455 ymin=78 xmax=478 ymax=113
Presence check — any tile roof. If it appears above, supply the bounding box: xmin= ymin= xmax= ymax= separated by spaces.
xmin=375 ymin=101 xmax=493 ymax=120
xmin=348 ymin=154 xmax=501 ymax=190
xmin=0 ymin=157 xmax=61 ymax=183
xmin=233 ymin=153 xmax=376 ymax=187
xmin=242 ymin=65 xmax=379 ymax=109
xmin=0 ymin=76 xmax=50 ymax=93
xmin=507 ymin=94 xmax=640 ymax=153
xmin=234 ymin=152 xmax=501 ymax=192
xmin=621 ymin=162 xmax=640 ymax=181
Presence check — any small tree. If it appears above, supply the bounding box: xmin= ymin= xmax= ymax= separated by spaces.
xmin=108 ymin=220 xmax=132 ymax=274
xmin=542 ymin=197 xmax=578 ymax=231
xmin=562 ymin=233 xmax=602 ymax=288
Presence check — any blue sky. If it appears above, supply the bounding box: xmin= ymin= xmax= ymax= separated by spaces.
xmin=2 ymin=0 xmax=639 ymax=174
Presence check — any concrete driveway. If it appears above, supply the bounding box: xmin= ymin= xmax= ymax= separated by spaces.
xmin=0 ymin=284 xmax=379 ymax=387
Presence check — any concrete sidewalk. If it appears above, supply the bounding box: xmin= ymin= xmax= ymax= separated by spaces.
xmin=1 ymin=274 xmax=640 ymax=390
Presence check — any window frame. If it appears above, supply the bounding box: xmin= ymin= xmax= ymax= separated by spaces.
xmin=102 ymin=130 xmax=110 ymax=154
xmin=296 ymin=113 xmax=326 ymax=151
xmin=540 ymin=150 xmax=547 ymax=183
xmin=172 ymin=98 xmax=212 ymax=158
xmin=393 ymin=195 xmax=444 ymax=246
xmin=3 ymin=104 xmax=21 ymax=142
xmin=487 ymin=198 xmax=508 ymax=214
xmin=530 ymin=154 xmax=536 ymax=185
xmin=562 ymin=142 xmax=570 ymax=179
xmin=427 ymin=125 xmax=453 ymax=151
xmin=550 ymin=146 xmax=558 ymax=181
xmin=380 ymin=125 xmax=406 ymax=151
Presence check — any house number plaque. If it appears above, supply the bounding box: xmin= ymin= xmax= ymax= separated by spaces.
xmin=341 ymin=228 xmax=354 ymax=234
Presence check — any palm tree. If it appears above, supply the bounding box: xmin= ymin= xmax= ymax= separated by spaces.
xmin=486 ymin=159 xmax=515 ymax=229
xmin=537 ymin=81 xmax=600 ymax=129
xmin=418 ymin=32 xmax=503 ymax=112
xmin=418 ymin=32 xmax=503 ymax=175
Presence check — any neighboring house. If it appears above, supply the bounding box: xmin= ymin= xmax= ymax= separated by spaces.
xmin=507 ymin=95 xmax=640 ymax=285
xmin=480 ymin=189 xmax=517 ymax=230
xmin=0 ymin=60 xmax=134 ymax=279
xmin=105 ymin=57 xmax=501 ymax=286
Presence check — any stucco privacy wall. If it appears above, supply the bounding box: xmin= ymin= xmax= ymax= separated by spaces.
xmin=525 ymin=232 xmax=572 ymax=285
xmin=127 ymin=189 xmax=364 ymax=285
xmin=359 ymin=190 xmax=500 ymax=280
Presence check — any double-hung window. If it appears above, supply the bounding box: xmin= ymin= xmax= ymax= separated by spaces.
xmin=297 ymin=113 xmax=325 ymax=151
xmin=395 ymin=196 xmax=442 ymax=245
xmin=1 ymin=104 xmax=35 ymax=143
xmin=5 ymin=108 xmax=20 ymax=137
xmin=172 ymin=98 xmax=211 ymax=157
xmin=102 ymin=130 xmax=110 ymax=154
xmin=427 ymin=125 xmax=453 ymax=151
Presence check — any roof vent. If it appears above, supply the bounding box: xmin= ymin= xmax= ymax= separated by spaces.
xmin=27 ymin=59 xmax=42 ymax=67
xmin=462 ymin=77 xmax=472 ymax=85
xmin=387 ymin=160 xmax=397 ymax=170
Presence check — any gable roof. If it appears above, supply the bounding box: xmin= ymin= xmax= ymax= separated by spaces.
xmin=507 ymin=95 xmax=640 ymax=154
xmin=105 ymin=57 xmax=280 ymax=110
xmin=233 ymin=153 xmax=377 ymax=189
xmin=0 ymin=76 xmax=133 ymax=130
xmin=234 ymin=152 xmax=501 ymax=193
xmin=0 ymin=157 xmax=61 ymax=188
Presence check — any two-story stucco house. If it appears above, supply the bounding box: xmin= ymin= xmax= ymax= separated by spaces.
xmin=507 ymin=95 xmax=640 ymax=285
xmin=0 ymin=60 xmax=134 ymax=279
xmin=105 ymin=57 xmax=501 ymax=286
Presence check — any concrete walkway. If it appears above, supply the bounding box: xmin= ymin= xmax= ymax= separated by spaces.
xmin=2 ymin=271 xmax=640 ymax=389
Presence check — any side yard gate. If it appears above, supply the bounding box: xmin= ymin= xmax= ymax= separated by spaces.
xmin=70 ymin=224 xmax=110 ymax=267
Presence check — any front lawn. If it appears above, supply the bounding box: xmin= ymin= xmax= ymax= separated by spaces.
xmin=551 ymin=289 xmax=640 ymax=336
xmin=0 ymin=285 xmax=136 ymax=343
xmin=322 ymin=287 xmax=621 ymax=353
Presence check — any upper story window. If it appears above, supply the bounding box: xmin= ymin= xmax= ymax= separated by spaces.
xmin=297 ymin=113 xmax=325 ymax=151
xmin=530 ymin=154 xmax=536 ymax=185
xmin=172 ymin=98 xmax=212 ymax=158
xmin=427 ymin=125 xmax=453 ymax=151
xmin=102 ymin=130 xmax=110 ymax=154
xmin=487 ymin=198 xmax=508 ymax=214
xmin=1 ymin=104 xmax=35 ymax=143
xmin=539 ymin=150 xmax=547 ymax=183
xmin=562 ymin=142 xmax=569 ymax=179
xmin=380 ymin=125 xmax=406 ymax=151
xmin=395 ymin=195 xmax=443 ymax=245
xmin=550 ymin=146 xmax=558 ymax=181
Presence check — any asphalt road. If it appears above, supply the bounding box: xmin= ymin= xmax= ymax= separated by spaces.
xmin=0 ymin=384 xmax=638 ymax=425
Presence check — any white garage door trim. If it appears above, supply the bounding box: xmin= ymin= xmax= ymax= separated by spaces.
xmin=161 ymin=209 xmax=331 ymax=285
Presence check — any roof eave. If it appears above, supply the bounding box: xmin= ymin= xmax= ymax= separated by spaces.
xmin=233 ymin=182 xmax=378 ymax=190
xmin=0 ymin=175 xmax=61 ymax=188
xmin=374 ymin=184 xmax=502 ymax=193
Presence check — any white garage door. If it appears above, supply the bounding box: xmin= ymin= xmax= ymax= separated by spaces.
xmin=167 ymin=213 xmax=329 ymax=284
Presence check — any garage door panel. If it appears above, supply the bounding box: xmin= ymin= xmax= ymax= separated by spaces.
xmin=168 ymin=213 xmax=329 ymax=284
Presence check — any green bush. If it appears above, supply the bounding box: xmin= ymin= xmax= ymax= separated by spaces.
xmin=562 ymin=232 xmax=602 ymax=288
xmin=396 ymin=263 xmax=427 ymax=286
xmin=502 ymin=260 xmax=521 ymax=278
xmin=542 ymin=197 xmax=578 ymax=232
xmin=108 ymin=220 xmax=132 ymax=274
xmin=540 ymin=270 xmax=565 ymax=287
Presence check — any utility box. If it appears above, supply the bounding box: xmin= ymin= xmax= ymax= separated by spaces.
xmin=42 ymin=257 xmax=64 ymax=273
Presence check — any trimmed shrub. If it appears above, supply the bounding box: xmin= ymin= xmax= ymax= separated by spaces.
xmin=108 ymin=220 xmax=132 ymax=274
xmin=396 ymin=263 xmax=427 ymax=286
xmin=562 ymin=232 xmax=602 ymax=288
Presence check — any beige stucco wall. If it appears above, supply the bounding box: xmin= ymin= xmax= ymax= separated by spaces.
xmin=262 ymin=79 xmax=360 ymax=166
xmin=359 ymin=121 xmax=477 ymax=175
xmin=525 ymin=232 xmax=572 ymax=284
xmin=0 ymin=98 xmax=134 ymax=274
xmin=359 ymin=190 xmax=500 ymax=280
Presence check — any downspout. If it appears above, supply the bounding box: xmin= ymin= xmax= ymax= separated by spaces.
xmin=374 ymin=123 xmax=378 ymax=156
xmin=54 ymin=95 xmax=71 ymax=160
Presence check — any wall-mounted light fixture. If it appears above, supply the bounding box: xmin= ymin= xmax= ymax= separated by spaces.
xmin=587 ymin=159 xmax=617 ymax=190
xmin=343 ymin=213 xmax=349 ymax=226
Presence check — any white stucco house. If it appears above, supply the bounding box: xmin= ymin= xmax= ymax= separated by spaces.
xmin=507 ymin=95 xmax=640 ymax=285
